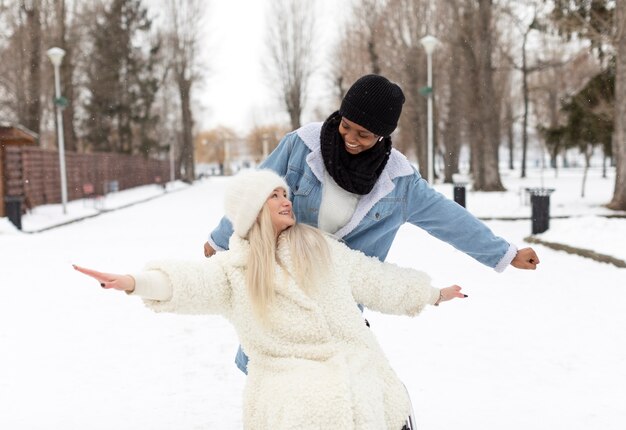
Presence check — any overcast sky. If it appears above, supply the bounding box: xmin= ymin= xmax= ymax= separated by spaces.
xmin=196 ymin=0 xmax=348 ymax=135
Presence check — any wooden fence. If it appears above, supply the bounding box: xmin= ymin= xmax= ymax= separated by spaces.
xmin=3 ymin=146 xmax=177 ymax=211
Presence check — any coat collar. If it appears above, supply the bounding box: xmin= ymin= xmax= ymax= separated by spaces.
xmin=227 ymin=233 xmax=291 ymax=267
xmin=296 ymin=122 xmax=414 ymax=238
xmin=227 ymin=235 xmax=251 ymax=267
xmin=228 ymin=233 xmax=317 ymax=310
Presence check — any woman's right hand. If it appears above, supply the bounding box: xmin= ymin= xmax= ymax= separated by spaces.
xmin=73 ymin=264 xmax=135 ymax=293
xmin=204 ymin=242 xmax=216 ymax=258
xmin=435 ymin=285 xmax=467 ymax=305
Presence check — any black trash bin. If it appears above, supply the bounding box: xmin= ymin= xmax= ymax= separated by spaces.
xmin=452 ymin=174 xmax=469 ymax=208
xmin=453 ymin=184 xmax=466 ymax=208
xmin=5 ymin=195 xmax=23 ymax=230
xmin=526 ymin=188 xmax=555 ymax=234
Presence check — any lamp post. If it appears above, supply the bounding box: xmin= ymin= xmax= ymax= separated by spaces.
xmin=420 ymin=35 xmax=439 ymax=184
xmin=46 ymin=47 xmax=68 ymax=214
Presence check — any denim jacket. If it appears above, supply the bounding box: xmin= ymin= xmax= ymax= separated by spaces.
xmin=208 ymin=122 xmax=517 ymax=373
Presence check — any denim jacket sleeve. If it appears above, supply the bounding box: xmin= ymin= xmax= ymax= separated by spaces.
xmin=403 ymin=168 xmax=516 ymax=271
xmin=208 ymin=132 xmax=297 ymax=251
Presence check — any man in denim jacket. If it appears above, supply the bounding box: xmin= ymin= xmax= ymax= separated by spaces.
xmin=204 ymin=75 xmax=540 ymax=374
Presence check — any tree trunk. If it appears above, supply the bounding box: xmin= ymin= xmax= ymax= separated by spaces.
xmin=178 ymin=77 xmax=195 ymax=183
xmin=266 ymin=0 xmax=315 ymax=132
xmin=459 ymin=5 xmax=481 ymax=183
xmin=475 ymin=0 xmax=504 ymax=191
xmin=521 ymin=33 xmax=529 ymax=178
xmin=287 ymin=89 xmax=302 ymax=130
xmin=552 ymin=145 xmax=559 ymax=178
xmin=608 ymin=0 xmax=626 ymax=210
xmin=442 ymin=43 xmax=462 ymax=183
xmin=506 ymin=102 xmax=514 ymax=170
xmin=581 ymin=144 xmax=592 ymax=198
xmin=24 ymin=2 xmax=42 ymax=135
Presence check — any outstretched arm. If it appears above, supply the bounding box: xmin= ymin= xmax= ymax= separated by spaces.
xmin=73 ymin=264 xmax=172 ymax=300
xmin=327 ymin=239 xmax=466 ymax=316
xmin=404 ymin=171 xmax=540 ymax=272
xmin=74 ymin=258 xmax=232 ymax=315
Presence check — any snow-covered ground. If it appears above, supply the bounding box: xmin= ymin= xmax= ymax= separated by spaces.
xmin=0 ymin=167 xmax=624 ymax=429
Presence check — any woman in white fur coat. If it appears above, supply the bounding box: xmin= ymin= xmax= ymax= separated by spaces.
xmin=74 ymin=169 xmax=466 ymax=430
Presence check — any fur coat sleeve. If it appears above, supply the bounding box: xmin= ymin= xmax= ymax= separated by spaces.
xmin=326 ymin=238 xmax=440 ymax=316
xmin=137 ymin=257 xmax=232 ymax=316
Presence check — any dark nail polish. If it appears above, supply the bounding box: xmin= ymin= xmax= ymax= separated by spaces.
xmin=100 ymin=283 xmax=105 ymax=288
xmin=463 ymin=294 xmax=468 ymax=297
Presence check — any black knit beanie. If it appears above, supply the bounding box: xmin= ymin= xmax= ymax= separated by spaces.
xmin=339 ymin=74 xmax=406 ymax=137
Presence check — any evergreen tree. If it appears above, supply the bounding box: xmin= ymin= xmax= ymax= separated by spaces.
xmin=549 ymin=0 xmax=626 ymax=209
xmin=83 ymin=0 xmax=160 ymax=155
xmin=542 ymin=64 xmax=614 ymax=197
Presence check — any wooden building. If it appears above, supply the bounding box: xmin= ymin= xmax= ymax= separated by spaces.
xmin=0 ymin=122 xmax=38 ymax=218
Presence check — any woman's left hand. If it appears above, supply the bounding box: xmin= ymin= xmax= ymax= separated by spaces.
xmin=435 ymin=285 xmax=467 ymax=305
xmin=73 ymin=264 xmax=135 ymax=293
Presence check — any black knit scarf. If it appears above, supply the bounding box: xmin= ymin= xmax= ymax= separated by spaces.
xmin=320 ymin=111 xmax=392 ymax=195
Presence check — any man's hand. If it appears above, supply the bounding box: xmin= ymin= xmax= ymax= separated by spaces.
xmin=511 ymin=247 xmax=540 ymax=270
xmin=204 ymin=242 xmax=216 ymax=258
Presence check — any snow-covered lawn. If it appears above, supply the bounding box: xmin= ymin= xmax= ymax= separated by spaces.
xmin=0 ymin=167 xmax=624 ymax=429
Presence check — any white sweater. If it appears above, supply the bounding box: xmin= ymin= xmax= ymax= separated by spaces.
xmin=133 ymin=234 xmax=439 ymax=430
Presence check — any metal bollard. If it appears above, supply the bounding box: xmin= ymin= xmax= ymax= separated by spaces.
xmin=527 ymin=188 xmax=555 ymax=234
xmin=5 ymin=195 xmax=23 ymax=230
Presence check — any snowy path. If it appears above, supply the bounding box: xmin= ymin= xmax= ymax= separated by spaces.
xmin=0 ymin=178 xmax=624 ymax=429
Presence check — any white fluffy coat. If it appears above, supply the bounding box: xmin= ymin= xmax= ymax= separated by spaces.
xmin=140 ymin=234 xmax=439 ymax=429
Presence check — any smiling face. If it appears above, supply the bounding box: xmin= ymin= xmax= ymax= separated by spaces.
xmin=338 ymin=117 xmax=381 ymax=155
xmin=266 ymin=187 xmax=295 ymax=237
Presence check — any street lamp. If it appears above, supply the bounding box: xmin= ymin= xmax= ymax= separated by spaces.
xmin=420 ymin=35 xmax=439 ymax=184
xmin=46 ymin=47 xmax=68 ymax=214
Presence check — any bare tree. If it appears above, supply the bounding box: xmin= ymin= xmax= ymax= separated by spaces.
xmin=0 ymin=0 xmax=44 ymax=133
xmin=609 ymin=0 xmax=626 ymax=210
xmin=456 ymin=0 xmax=505 ymax=191
xmin=328 ymin=0 xmax=391 ymax=134
xmin=164 ymin=0 xmax=206 ymax=182
xmin=531 ymin=49 xmax=600 ymax=175
xmin=330 ymin=30 xmax=370 ymax=102
xmin=381 ymin=0 xmax=430 ymax=162
xmin=352 ymin=0 xmax=385 ymax=75
xmin=0 ymin=5 xmax=23 ymax=121
xmin=265 ymin=0 xmax=316 ymax=130
xmin=330 ymin=0 xmax=384 ymax=103
xmin=21 ymin=0 xmax=42 ymax=135
xmin=500 ymin=2 xmax=571 ymax=178
xmin=440 ymin=1 xmax=467 ymax=182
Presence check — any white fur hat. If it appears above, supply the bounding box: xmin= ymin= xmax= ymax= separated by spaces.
xmin=224 ymin=169 xmax=290 ymax=238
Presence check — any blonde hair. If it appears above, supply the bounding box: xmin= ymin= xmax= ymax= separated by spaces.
xmin=246 ymin=205 xmax=330 ymax=319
